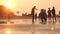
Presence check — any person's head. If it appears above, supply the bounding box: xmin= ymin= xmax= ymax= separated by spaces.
xmin=53 ymin=6 xmax=55 ymax=9
xmin=48 ymin=8 xmax=50 ymax=10
xmin=40 ymin=9 xmax=44 ymax=13
xmin=41 ymin=9 xmax=43 ymax=12
xmin=33 ymin=6 xmax=36 ymax=8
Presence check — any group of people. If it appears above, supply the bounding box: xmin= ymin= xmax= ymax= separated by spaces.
xmin=31 ymin=6 xmax=56 ymax=24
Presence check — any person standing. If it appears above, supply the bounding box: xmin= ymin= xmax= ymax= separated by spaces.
xmin=47 ymin=8 xmax=52 ymax=22
xmin=51 ymin=7 xmax=57 ymax=22
xmin=31 ymin=6 xmax=37 ymax=24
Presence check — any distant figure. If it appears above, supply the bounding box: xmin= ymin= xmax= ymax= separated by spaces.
xmin=47 ymin=8 xmax=51 ymax=18
xmin=39 ymin=9 xmax=47 ymax=23
xmin=51 ymin=7 xmax=56 ymax=22
xmin=31 ymin=6 xmax=37 ymax=24
xmin=35 ymin=13 xmax=37 ymax=20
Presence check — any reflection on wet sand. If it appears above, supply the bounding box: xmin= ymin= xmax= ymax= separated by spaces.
xmin=7 ymin=22 xmax=10 ymax=24
xmin=5 ymin=30 xmax=11 ymax=34
xmin=0 ymin=19 xmax=60 ymax=34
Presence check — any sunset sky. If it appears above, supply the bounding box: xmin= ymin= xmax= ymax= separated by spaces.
xmin=0 ymin=0 xmax=60 ymax=16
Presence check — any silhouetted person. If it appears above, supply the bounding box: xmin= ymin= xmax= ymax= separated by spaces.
xmin=47 ymin=8 xmax=52 ymax=23
xmin=39 ymin=9 xmax=43 ymax=22
xmin=51 ymin=7 xmax=56 ymax=22
xmin=31 ymin=6 xmax=37 ymax=24
xmin=47 ymin=8 xmax=51 ymax=18
xmin=39 ymin=9 xmax=47 ymax=23
xmin=44 ymin=9 xmax=47 ymax=23
xmin=35 ymin=13 xmax=37 ymax=20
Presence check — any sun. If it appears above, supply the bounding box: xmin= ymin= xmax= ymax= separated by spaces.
xmin=6 ymin=2 xmax=11 ymax=9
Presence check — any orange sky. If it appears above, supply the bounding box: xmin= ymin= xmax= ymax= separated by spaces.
xmin=0 ymin=0 xmax=60 ymax=16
